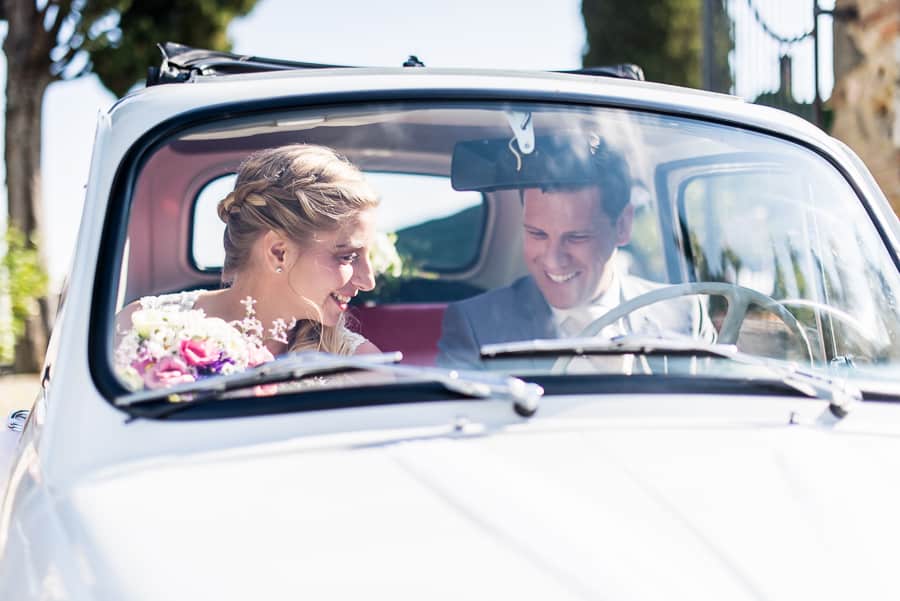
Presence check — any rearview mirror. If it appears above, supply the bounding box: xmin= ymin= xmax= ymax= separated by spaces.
xmin=451 ymin=136 xmax=599 ymax=192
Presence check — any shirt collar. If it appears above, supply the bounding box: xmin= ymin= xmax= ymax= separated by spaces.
xmin=551 ymin=269 xmax=622 ymax=332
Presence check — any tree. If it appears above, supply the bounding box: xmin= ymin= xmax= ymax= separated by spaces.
xmin=1 ymin=0 xmax=259 ymax=372
xmin=581 ymin=0 xmax=732 ymax=92
xmin=831 ymin=0 xmax=899 ymax=214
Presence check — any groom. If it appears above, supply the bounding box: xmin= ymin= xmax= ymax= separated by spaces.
xmin=436 ymin=140 xmax=714 ymax=370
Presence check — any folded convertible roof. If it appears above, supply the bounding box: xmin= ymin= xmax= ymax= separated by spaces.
xmin=146 ymin=42 xmax=645 ymax=86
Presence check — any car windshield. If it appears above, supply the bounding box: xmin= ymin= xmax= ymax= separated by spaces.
xmin=109 ymin=100 xmax=900 ymax=400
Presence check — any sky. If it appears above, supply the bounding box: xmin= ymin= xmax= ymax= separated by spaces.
xmin=0 ymin=0 xmax=833 ymax=291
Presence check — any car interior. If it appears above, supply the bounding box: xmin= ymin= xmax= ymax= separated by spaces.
xmin=115 ymin=101 xmax=900 ymax=372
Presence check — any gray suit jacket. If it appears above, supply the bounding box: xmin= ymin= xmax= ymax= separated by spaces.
xmin=436 ymin=275 xmax=715 ymax=370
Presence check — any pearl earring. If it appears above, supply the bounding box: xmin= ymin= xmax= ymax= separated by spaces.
xmin=275 ymin=266 xmax=284 ymax=273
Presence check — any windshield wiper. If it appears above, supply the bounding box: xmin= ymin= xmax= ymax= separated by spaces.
xmin=116 ymin=351 xmax=543 ymax=420
xmin=385 ymin=364 xmax=543 ymax=417
xmin=481 ymin=334 xmax=741 ymax=361
xmin=481 ymin=334 xmax=861 ymax=421
xmin=115 ymin=351 xmax=406 ymax=407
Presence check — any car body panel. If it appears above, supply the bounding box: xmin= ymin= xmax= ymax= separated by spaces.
xmin=5 ymin=395 xmax=900 ymax=600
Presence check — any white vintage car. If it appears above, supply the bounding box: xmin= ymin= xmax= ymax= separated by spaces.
xmin=3 ymin=43 xmax=900 ymax=600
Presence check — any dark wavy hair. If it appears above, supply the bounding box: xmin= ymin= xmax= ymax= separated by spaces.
xmin=585 ymin=138 xmax=631 ymax=219
xmin=521 ymin=137 xmax=632 ymax=220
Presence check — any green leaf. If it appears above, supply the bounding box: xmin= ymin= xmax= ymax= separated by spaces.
xmin=0 ymin=226 xmax=49 ymax=364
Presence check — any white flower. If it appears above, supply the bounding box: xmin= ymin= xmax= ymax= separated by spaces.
xmin=268 ymin=318 xmax=296 ymax=345
xmin=369 ymin=232 xmax=403 ymax=278
xmin=143 ymin=339 xmax=166 ymax=360
xmin=240 ymin=296 xmax=257 ymax=313
xmin=118 ymin=365 xmax=145 ymax=391
xmin=130 ymin=308 xmax=169 ymax=338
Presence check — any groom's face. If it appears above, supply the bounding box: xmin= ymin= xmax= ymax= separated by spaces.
xmin=522 ymin=186 xmax=632 ymax=309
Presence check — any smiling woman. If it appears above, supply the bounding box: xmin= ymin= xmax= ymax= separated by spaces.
xmin=114 ymin=144 xmax=381 ymax=389
xmin=211 ymin=144 xmax=380 ymax=355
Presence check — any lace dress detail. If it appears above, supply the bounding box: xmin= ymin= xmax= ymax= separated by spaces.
xmin=138 ymin=289 xmax=206 ymax=312
xmin=343 ymin=330 xmax=367 ymax=354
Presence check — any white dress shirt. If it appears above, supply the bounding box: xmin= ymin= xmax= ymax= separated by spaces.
xmin=549 ymin=271 xmax=638 ymax=373
xmin=551 ymin=270 xmax=628 ymax=339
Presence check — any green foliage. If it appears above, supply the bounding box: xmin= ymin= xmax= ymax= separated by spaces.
xmin=394 ymin=204 xmax=485 ymax=272
xmin=356 ymin=205 xmax=491 ymax=304
xmin=46 ymin=0 xmax=260 ymax=96
xmin=0 ymin=227 xmax=49 ymax=364
xmin=358 ymin=232 xmax=430 ymax=304
xmin=581 ymin=0 xmax=732 ymax=91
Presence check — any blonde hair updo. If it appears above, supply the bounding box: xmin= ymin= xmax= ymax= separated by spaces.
xmin=217 ymin=144 xmax=379 ymax=355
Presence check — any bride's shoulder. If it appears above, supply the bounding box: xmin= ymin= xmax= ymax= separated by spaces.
xmin=353 ymin=339 xmax=381 ymax=355
xmin=344 ymin=329 xmax=380 ymax=355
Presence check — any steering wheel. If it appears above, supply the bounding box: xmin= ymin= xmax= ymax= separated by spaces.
xmin=778 ymin=298 xmax=884 ymax=361
xmin=552 ymin=282 xmax=813 ymax=373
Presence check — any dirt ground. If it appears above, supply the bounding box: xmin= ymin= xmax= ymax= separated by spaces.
xmin=0 ymin=374 xmax=41 ymax=418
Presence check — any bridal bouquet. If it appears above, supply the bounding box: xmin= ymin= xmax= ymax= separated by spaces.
xmin=115 ymin=296 xmax=277 ymax=391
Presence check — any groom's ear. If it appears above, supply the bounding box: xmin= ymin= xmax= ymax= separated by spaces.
xmin=262 ymin=230 xmax=289 ymax=272
xmin=615 ymin=204 xmax=634 ymax=246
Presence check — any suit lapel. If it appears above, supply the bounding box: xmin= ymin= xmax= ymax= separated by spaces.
xmin=513 ymin=276 xmax=558 ymax=340
xmin=496 ymin=276 xmax=557 ymax=372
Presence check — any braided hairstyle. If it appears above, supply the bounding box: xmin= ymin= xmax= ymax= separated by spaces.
xmin=217 ymin=144 xmax=379 ymax=354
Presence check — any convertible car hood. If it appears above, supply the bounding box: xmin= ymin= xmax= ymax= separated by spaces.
xmin=67 ymin=422 xmax=900 ymax=600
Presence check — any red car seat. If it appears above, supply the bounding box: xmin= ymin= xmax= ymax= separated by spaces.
xmin=349 ymin=304 xmax=446 ymax=366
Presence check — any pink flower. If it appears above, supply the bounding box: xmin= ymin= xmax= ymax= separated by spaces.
xmin=247 ymin=343 xmax=275 ymax=368
xmin=246 ymin=344 xmax=276 ymax=395
xmin=131 ymin=357 xmax=153 ymax=374
xmin=142 ymin=356 xmax=196 ymax=389
xmin=180 ymin=338 xmax=219 ymax=367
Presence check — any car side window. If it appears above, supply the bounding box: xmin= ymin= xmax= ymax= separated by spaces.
xmin=364 ymin=172 xmax=486 ymax=273
xmin=192 ymin=174 xmax=237 ymax=271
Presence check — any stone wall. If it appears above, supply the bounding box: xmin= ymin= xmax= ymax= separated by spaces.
xmin=831 ymin=0 xmax=899 ymax=213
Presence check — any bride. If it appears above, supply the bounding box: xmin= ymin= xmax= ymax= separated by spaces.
xmin=116 ymin=143 xmax=381 ymax=377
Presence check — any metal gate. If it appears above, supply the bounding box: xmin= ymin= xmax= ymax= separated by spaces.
xmin=704 ymin=0 xmax=856 ymax=129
